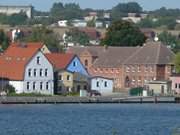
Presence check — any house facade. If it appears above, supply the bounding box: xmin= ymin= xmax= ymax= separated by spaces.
xmin=45 ymin=53 xmax=89 ymax=94
xmin=91 ymin=76 xmax=113 ymax=95
xmin=170 ymin=74 xmax=180 ymax=94
xmin=67 ymin=41 xmax=175 ymax=91
xmin=0 ymin=42 xmax=54 ymax=95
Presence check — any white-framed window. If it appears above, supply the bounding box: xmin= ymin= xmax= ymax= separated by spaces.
xmin=46 ymin=82 xmax=49 ymax=90
xmin=59 ymin=75 xmax=63 ymax=80
xmin=34 ymin=69 xmax=37 ymax=77
xmin=104 ymin=81 xmax=108 ymax=87
xmin=137 ymin=65 xmax=141 ymax=72
xmin=28 ymin=69 xmax=31 ymax=77
xmin=73 ymin=61 xmax=77 ymax=67
xmin=40 ymin=82 xmax=43 ymax=90
xmin=37 ymin=56 xmax=40 ymax=65
xmin=150 ymin=66 xmax=154 ymax=73
xmin=67 ymin=75 xmax=71 ymax=81
xmin=126 ymin=66 xmax=130 ymax=72
xmin=27 ymin=82 xmax=30 ymax=90
xmin=45 ymin=69 xmax=48 ymax=77
xmin=131 ymin=66 xmax=135 ymax=72
xmin=39 ymin=69 xmax=43 ymax=77
xmin=96 ymin=81 xmax=99 ymax=87
xmin=33 ymin=82 xmax=36 ymax=90
xmin=145 ymin=65 xmax=148 ymax=72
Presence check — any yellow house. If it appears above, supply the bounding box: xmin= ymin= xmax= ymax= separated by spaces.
xmin=57 ymin=70 xmax=89 ymax=94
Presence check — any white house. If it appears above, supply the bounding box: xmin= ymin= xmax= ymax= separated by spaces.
xmin=0 ymin=42 xmax=54 ymax=95
xmin=58 ymin=20 xmax=68 ymax=27
xmin=91 ymin=76 xmax=113 ymax=95
xmin=72 ymin=19 xmax=87 ymax=27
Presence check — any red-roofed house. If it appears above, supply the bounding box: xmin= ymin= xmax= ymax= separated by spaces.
xmin=0 ymin=42 xmax=54 ymax=95
xmin=45 ymin=53 xmax=89 ymax=94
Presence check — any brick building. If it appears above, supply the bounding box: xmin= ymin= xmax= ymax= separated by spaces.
xmin=67 ymin=41 xmax=175 ymax=91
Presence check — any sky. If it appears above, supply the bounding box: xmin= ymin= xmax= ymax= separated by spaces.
xmin=0 ymin=0 xmax=180 ymax=11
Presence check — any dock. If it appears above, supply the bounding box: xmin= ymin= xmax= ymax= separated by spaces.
xmin=0 ymin=96 xmax=178 ymax=104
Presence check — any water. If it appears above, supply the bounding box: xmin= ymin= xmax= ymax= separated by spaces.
xmin=0 ymin=104 xmax=180 ymax=135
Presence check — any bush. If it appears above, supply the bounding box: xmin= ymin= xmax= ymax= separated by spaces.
xmin=4 ymin=84 xmax=15 ymax=94
xmin=130 ymin=87 xmax=143 ymax=96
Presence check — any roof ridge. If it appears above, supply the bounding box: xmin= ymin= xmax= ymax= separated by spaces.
xmin=123 ymin=47 xmax=143 ymax=64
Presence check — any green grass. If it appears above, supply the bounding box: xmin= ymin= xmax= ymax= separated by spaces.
xmin=8 ymin=92 xmax=52 ymax=97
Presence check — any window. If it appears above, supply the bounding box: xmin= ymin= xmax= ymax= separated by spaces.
xmin=131 ymin=66 xmax=135 ymax=72
xmin=34 ymin=69 xmax=36 ymax=77
xmin=45 ymin=69 xmax=48 ymax=77
xmin=27 ymin=82 xmax=30 ymax=90
xmin=145 ymin=65 xmax=148 ymax=72
xmin=40 ymin=82 xmax=43 ymax=90
xmin=175 ymin=83 xmax=178 ymax=89
xmin=104 ymin=81 xmax=107 ymax=87
xmin=37 ymin=56 xmax=40 ymax=64
xmin=33 ymin=82 xmax=36 ymax=90
xmin=96 ymin=81 xmax=99 ymax=87
xmin=126 ymin=66 xmax=130 ymax=72
xmin=84 ymin=85 xmax=87 ymax=90
xmin=150 ymin=66 xmax=154 ymax=72
xmin=179 ymin=84 xmax=180 ymax=89
xmin=59 ymin=75 xmax=63 ymax=80
xmin=137 ymin=65 xmax=141 ymax=72
xmin=59 ymin=86 xmax=62 ymax=91
xmin=73 ymin=61 xmax=77 ymax=67
xmin=85 ymin=60 xmax=88 ymax=66
xmin=28 ymin=69 xmax=31 ymax=77
xmin=39 ymin=69 xmax=43 ymax=77
xmin=67 ymin=75 xmax=70 ymax=81
xmin=46 ymin=82 xmax=49 ymax=90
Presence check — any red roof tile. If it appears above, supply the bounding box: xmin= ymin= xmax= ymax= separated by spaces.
xmin=45 ymin=53 xmax=75 ymax=70
xmin=0 ymin=42 xmax=43 ymax=80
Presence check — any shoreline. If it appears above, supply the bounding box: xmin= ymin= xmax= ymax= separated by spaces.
xmin=0 ymin=96 xmax=178 ymax=104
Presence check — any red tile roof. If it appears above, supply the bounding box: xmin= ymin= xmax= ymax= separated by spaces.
xmin=0 ymin=42 xmax=43 ymax=80
xmin=45 ymin=53 xmax=75 ymax=70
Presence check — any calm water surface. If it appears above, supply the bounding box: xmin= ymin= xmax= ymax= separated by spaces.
xmin=0 ymin=104 xmax=180 ymax=135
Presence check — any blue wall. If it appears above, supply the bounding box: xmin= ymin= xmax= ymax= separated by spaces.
xmin=67 ymin=56 xmax=89 ymax=76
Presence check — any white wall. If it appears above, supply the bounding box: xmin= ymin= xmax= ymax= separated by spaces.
xmin=91 ymin=77 xmax=113 ymax=95
xmin=9 ymin=81 xmax=24 ymax=94
xmin=24 ymin=51 xmax=54 ymax=95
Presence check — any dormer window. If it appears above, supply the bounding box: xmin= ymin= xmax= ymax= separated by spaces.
xmin=28 ymin=69 xmax=31 ymax=77
xmin=37 ymin=56 xmax=40 ymax=64
xmin=85 ymin=60 xmax=88 ymax=66
xmin=73 ymin=61 xmax=77 ymax=67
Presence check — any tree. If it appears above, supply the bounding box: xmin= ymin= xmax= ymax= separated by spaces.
xmin=101 ymin=20 xmax=146 ymax=46
xmin=21 ymin=26 xmax=62 ymax=52
xmin=65 ymin=28 xmax=90 ymax=45
xmin=174 ymin=52 xmax=180 ymax=73
xmin=0 ymin=29 xmax=9 ymax=50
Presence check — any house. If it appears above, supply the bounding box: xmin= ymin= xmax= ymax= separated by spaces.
xmin=0 ymin=42 xmax=54 ymax=95
xmin=57 ymin=70 xmax=89 ymax=94
xmin=45 ymin=53 xmax=89 ymax=93
xmin=78 ymin=28 xmax=101 ymax=45
xmin=72 ymin=19 xmax=87 ymax=27
xmin=91 ymin=76 xmax=113 ymax=95
xmin=144 ymin=80 xmax=172 ymax=96
xmin=170 ymin=74 xmax=180 ymax=94
xmin=95 ymin=21 xmax=103 ymax=28
xmin=58 ymin=20 xmax=68 ymax=27
xmin=67 ymin=41 xmax=175 ymax=91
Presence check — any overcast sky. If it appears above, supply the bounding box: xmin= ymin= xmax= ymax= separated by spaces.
xmin=0 ymin=0 xmax=180 ymax=11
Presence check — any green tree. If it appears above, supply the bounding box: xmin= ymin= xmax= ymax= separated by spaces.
xmin=87 ymin=17 xmax=95 ymax=27
xmin=65 ymin=28 xmax=90 ymax=45
xmin=22 ymin=26 xmax=62 ymax=52
xmin=101 ymin=20 xmax=146 ymax=46
xmin=0 ymin=29 xmax=9 ymax=50
xmin=174 ymin=52 xmax=180 ymax=73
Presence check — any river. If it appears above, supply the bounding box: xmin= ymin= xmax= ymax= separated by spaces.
xmin=0 ymin=104 xmax=180 ymax=135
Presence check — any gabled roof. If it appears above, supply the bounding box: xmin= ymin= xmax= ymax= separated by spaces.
xmin=45 ymin=53 xmax=75 ymax=70
xmin=0 ymin=42 xmax=43 ymax=80
xmin=124 ymin=41 xmax=175 ymax=65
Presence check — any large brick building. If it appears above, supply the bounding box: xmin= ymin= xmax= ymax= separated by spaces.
xmin=67 ymin=41 xmax=175 ymax=91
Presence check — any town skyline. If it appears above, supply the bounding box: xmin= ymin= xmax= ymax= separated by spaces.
xmin=0 ymin=0 xmax=180 ymax=11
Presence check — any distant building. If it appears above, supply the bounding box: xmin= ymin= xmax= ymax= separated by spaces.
xmin=91 ymin=76 xmax=113 ymax=95
xmin=45 ymin=53 xmax=89 ymax=94
xmin=0 ymin=42 xmax=54 ymax=95
xmin=72 ymin=19 xmax=87 ymax=27
xmin=0 ymin=5 xmax=32 ymax=18
xmin=67 ymin=41 xmax=175 ymax=91
xmin=58 ymin=20 xmax=68 ymax=27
